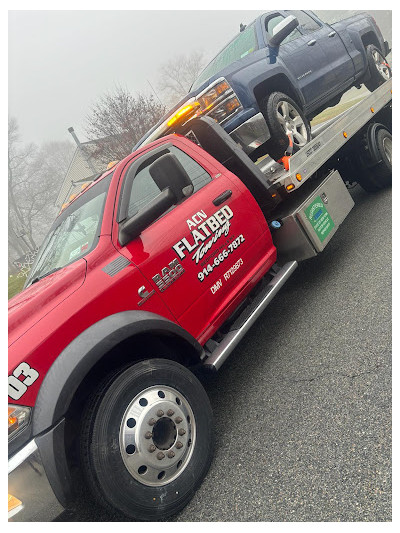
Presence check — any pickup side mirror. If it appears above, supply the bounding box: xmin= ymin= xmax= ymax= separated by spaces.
xmin=269 ymin=15 xmax=299 ymax=47
xmin=119 ymin=187 xmax=176 ymax=246
xmin=118 ymin=152 xmax=194 ymax=245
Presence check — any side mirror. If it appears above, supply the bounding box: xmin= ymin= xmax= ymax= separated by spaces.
xmin=118 ymin=151 xmax=194 ymax=245
xmin=149 ymin=153 xmax=194 ymax=202
xmin=269 ymin=15 xmax=299 ymax=47
xmin=119 ymin=187 xmax=176 ymax=246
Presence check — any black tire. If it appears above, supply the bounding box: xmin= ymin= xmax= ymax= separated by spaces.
xmin=80 ymin=359 xmax=214 ymax=521
xmin=357 ymin=127 xmax=392 ymax=193
xmin=260 ymin=92 xmax=311 ymax=161
xmin=364 ymin=44 xmax=391 ymax=92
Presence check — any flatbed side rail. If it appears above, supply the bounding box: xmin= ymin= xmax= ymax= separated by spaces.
xmin=263 ymin=79 xmax=392 ymax=193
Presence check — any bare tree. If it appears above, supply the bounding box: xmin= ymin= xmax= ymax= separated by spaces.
xmin=84 ymin=86 xmax=166 ymax=162
xmin=158 ymin=51 xmax=207 ymax=106
xmin=8 ymin=117 xmax=74 ymax=265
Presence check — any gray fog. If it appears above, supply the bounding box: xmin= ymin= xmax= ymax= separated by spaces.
xmin=9 ymin=10 xmax=391 ymax=145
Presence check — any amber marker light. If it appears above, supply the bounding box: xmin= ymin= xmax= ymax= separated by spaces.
xmin=370 ymin=107 xmax=375 ymax=113
xmin=271 ymin=193 xmax=277 ymax=198
xmin=296 ymin=173 xmax=302 ymax=182
xmin=8 ymin=494 xmax=22 ymax=513
xmin=167 ymin=103 xmax=199 ymax=128
xmin=8 ymin=407 xmax=18 ymax=435
xmin=343 ymin=131 xmax=348 ymax=138
xmin=286 ymin=184 xmax=295 ymax=191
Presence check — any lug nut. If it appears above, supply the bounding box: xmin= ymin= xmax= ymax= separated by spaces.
xmin=156 ymin=409 xmax=164 ymax=417
xmin=148 ymin=444 xmax=156 ymax=453
xmin=178 ymin=428 xmax=186 ymax=436
xmin=176 ymin=441 xmax=183 ymax=449
xmin=167 ymin=409 xmax=174 ymax=416
xmin=167 ymin=450 xmax=175 ymax=459
xmin=148 ymin=418 xmax=156 ymax=426
xmin=175 ymin=416 xmax=183 ymax=424
xmin=157 ymin=452 xmax=165 ymax=460
xmin=144 ymin=431 xmax=152 ymax=439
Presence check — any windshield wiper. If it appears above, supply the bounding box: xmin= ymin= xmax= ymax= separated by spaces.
xmin=29 ymin=267 xmax=62 ymax=286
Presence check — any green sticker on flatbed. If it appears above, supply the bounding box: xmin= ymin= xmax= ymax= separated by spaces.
xmin=304 ymin=196 xmax=334 ymax=243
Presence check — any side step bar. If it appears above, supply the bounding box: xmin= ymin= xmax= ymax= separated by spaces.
xmin=203 ymin=261 xmax=298 ymax=371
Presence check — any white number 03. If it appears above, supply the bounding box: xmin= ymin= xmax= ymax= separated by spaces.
xmin=8 ymin=362 xmax=39 ymax=400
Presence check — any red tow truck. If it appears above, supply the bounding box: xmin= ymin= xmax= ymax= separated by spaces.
xmin=8 ymin=80 xmax=392 ymax=521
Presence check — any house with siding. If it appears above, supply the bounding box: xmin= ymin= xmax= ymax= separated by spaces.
xmin=55 ymin=139 xmax=108 ymax=209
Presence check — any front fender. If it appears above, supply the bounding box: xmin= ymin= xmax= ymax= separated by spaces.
xmin=32 ymin=311 xmax=204 ymax=435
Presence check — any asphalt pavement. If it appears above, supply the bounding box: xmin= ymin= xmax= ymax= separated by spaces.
xmin=59 ymin=184 xmax=392 ymax=522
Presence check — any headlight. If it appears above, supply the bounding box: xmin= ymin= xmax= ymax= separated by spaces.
xmin=196 ymin=78 xmax=242 ymax=125
xmin=197 ymin=80 xmax=231 ymax=110
xmin=8 ymin=405 xmax=31 ymax=441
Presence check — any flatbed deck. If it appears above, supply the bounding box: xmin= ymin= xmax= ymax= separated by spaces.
xmin=256 ymin=79 xmax=392 ymax=193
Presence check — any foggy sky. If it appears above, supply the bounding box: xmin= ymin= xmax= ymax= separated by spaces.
xmin=9 ymin=9 xmax=391 ymax=146
xmin=9 ymin=10 xmax=264 ymax=145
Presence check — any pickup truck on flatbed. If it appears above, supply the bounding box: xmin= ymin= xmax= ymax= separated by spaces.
xmin=135 ymin=10 xmax=390 ymax=161
xmin=8 ymin=79 xmax=392 ymax=522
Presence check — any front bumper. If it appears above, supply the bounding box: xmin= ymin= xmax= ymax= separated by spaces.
xmin=8 ymin=439 xmax=64 ymax=521
xmin=229 ymin=112 xmax=271 ymax=154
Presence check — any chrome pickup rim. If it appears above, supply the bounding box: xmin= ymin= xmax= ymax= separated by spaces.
xmin=276 ymin=100 xmax=308 ymax=147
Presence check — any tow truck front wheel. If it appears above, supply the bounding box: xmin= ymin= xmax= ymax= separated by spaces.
xmin=80 ymin=359 xmax=214 ymax=521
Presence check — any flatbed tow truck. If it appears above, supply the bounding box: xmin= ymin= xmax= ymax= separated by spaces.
xmin=8 ymin=80 xmax=391 ymax=521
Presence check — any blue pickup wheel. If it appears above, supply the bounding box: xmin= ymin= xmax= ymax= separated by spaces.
xmin=364 ymin=45 xmax=391 ymax=92
xmin=260 ymin=92 xmax=311 ymax=161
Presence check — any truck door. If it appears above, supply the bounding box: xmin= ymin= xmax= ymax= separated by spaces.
xmin=287 ymin=11 xmax=355 ymax=95
xmin=264 ymin=11 xmax=328 ymax=106
xmin=115 ymin=139 xmax=275 ymax=341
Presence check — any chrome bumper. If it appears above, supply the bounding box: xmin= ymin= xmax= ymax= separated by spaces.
xmin=229 ymin=112 xmax=271 ymax=154
xmin=8 ymin=440 xmax=64 ymax=521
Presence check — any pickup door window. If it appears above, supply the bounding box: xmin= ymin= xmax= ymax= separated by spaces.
xmin=287 ymin=10 xmax=355 ymax=96
xmin=116 ymin=140 xmax=275 ymax=342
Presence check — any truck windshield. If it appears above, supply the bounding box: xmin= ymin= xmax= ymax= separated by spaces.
xmin=25 ymin=173 xmax=112 ymax=287
xmin=191 ymin=24 xmax=257 ymax=91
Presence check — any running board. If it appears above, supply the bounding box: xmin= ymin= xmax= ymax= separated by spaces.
xmin=203 ymin=261 xmax=298 ymax=371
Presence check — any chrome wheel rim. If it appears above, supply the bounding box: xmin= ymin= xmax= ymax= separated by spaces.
xmin=372 ymin=50 xmax=391 ymax=80
xmin=276 ymin=100 xmax=308 ymax=147
xmin=119 ymin=385 xmax=195 ymax=487
xmin=382 ymin=136 xmax=392 ymax=164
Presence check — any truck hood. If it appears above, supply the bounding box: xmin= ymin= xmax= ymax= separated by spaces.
xmin=133 ymin=50 xmax=263 ymax=150
xmin=8 ymin=259 xmax=87 ymax=347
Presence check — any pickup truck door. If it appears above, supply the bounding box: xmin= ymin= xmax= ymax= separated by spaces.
xmin=286 ymin=11 xmax=355 ymax=97
xmin=115 ymin=139 xmax=276 ymax=342
xmin=264 ymin=11 xmax=328 ymax=106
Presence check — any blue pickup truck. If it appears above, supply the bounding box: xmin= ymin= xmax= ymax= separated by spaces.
xmin=134 ymin=10 xmax=390 ymax=160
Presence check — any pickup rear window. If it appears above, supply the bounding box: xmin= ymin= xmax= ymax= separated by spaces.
xmin=192 ymin=24 xmax=257 ymax=91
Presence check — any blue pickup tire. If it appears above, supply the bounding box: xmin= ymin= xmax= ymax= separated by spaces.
xmin=364 ymin=45 xmax=391 ymax=92
xmin=260 ymin=92 xmax=311 ymax=161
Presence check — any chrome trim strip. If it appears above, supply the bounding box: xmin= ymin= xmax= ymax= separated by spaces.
xmin=203 ymin=261 xmax=298 ymax=371
xmin=195 ymin=77 xmax=230 ymax=99
xmin=8 ymin=440 xmax=37 ymax=474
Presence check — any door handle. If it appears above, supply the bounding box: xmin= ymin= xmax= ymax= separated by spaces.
xmin=213 ymin=190 xmax=232 ymax=206
xmin=328 ymin=31 xmax=336 ymax=37
xmin=307 ymin=39 xmax=317 ymax=46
